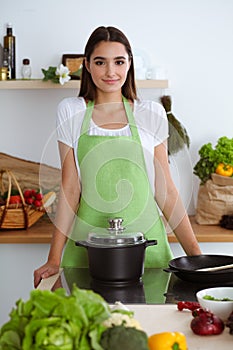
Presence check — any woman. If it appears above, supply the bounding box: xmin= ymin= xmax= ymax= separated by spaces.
xmin=34 ymin=26 xmax=201 ymax=288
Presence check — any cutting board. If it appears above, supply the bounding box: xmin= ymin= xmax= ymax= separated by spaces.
xmin=127 ymin=304 xmax=232 ymax=350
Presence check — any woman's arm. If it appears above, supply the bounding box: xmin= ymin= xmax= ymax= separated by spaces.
xmin=34 ymin=142 xmax=81 ymax=287
xmin=154 ymin=141 xmax=201 ymax=256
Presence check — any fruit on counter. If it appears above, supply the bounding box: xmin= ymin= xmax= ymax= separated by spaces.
xmin=226 ymin=310 xmax=233 ymax=334
xmin=177 ymin=301 xmax=201 ymax=311
xmin=100 ymin=325 xmax=149 ymax=350
xmin=9 ymin=195 xmax=22 ymax=204
xmin=33 ymin=199 xmax=43 ymax=207
xmin=177 ymin=301 xmax=225 ymax=336
xmin=190 ymin=308 xmax=225 ymax=335
xmin=25 ymin=196 xmax=34 ymax=205
xmin=148 ymin=332 xmax=188 ymax=350
xmin=23 ymin=189 xmax=32 ymax=198
xmin=215 ymin=163 xmax=233 ymax=177
xmin=23 ymin=188 xmax=44 ymax=207
xmin=1 ymin=188 xmax=44 ymax=208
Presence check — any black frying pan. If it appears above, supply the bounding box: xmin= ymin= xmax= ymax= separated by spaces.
xmin=164 ymin=254 xmax=233 ymax=284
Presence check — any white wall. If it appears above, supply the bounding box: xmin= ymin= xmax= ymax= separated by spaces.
xmin=1 ymin=0 xmax=233 ymax=214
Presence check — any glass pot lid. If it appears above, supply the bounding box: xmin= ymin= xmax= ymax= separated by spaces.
xmin=87 ymin=218 xmax=145 ymax=247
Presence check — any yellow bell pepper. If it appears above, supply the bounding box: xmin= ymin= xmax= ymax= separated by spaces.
xmin=215 ymin=163 xmax=233 ymax=177
xmin=148 ymin=332 xmax=188 ymax=350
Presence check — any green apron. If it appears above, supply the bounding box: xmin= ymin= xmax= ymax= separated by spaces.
xmin=61 ymin=97 xmax=173 ymax=268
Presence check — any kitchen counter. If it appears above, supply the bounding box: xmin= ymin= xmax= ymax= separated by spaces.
xmin=128 ymin=304 xmax=233 ymax=350
xmin=0 ymin=215 xmax=232 ymax=243
xmin=37 ymin=268 xmax=233 ymax=349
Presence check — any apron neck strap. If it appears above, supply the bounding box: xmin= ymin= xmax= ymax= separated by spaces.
xmin=81 ymin=96 xmax=139 ymax=138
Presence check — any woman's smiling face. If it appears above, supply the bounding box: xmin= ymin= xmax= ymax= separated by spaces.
xmin=85 ymin=40 xmax=131 ymax=95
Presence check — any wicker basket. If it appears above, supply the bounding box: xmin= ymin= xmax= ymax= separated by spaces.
xmin=0 ymin=169 xmax=56 ymax=229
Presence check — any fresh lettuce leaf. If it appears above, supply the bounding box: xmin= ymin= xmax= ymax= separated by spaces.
xmin=0 ymin=285 xmax=111 ymax=350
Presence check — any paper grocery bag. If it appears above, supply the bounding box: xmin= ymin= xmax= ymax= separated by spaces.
xmin=195 ymin=175 xmax=233 ymax=225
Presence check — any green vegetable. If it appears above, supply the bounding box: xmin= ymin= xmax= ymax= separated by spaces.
xmin=193 ymin=136 xmax=233 ymax=184
xmin=0 ymin=285 xmax=111 ymax=350
xmin=2 ymin=189 xmax=20 ymax=200
xmin=203 ymin=295 xmax=233 ymax=301
xmin=100 ymin=325 xmax=149 ymax=350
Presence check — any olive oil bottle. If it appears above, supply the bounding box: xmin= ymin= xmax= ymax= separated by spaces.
xmin=3 ymin=23 xmax=16 ymax=79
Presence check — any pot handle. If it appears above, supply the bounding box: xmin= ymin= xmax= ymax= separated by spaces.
xmin=145 ymin=239 xmax=157 ymax=248
xmin=75 ymin=241 xmax=89 ymax=249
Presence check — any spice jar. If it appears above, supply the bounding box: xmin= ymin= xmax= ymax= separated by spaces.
xmin=0 ymin=67 xmax=8 ymax=81
xmin=21 ymin=58 xmax=32 ymax=79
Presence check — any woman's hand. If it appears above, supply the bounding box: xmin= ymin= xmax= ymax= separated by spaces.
xmin=33 ymin=262 xmax=60 ymax=288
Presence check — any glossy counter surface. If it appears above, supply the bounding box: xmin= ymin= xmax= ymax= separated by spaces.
xmin=56 ymin=268 xmax=233 ymax=304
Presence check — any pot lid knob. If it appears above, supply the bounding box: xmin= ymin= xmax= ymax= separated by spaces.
xmin=108 ymin=218 xmax=124 ymax=231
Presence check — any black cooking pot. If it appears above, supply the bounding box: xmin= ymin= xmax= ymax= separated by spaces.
xmin=164 ymin=254 xmax=233 ymax=284
xmin=75 ymin=218 xmax=157 ymax=284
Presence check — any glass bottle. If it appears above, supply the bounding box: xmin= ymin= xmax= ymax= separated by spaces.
xmin=3 ymin=23 xmax=16 ymax=79
xmin=21 ymin=58 xmax=32 ymax=79
xmin=2 ymin=48 xmax=11 ymax=79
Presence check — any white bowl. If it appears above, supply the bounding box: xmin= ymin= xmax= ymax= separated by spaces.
xmin=196 ymin=287 xmax=233 ymax=321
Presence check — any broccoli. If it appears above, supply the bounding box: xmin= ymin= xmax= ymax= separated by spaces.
xmin=100 ymin=325 xmax=149 ymax=350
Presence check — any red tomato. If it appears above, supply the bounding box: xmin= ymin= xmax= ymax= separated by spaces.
xmin=26 ymin=197 xmax=34 ymax=205
xmin=9 ymin=195 xmax=22 ymax=204
xmin=23 ymin=189 xmax=32 ymax=198
xmin=31 ymin=189 xmax=37 ymax=197
xmin=35 ymin=192 xmax=43 ymax=200
xmin=34 ymin=199 xmax=42 ymax=207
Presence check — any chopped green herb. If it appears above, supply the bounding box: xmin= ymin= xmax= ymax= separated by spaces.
xmin=203 ymin=295 xmax=233 ymax=301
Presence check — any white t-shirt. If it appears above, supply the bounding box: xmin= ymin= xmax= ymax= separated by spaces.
xmin=56 ymin=97 xmax=168 ymax=195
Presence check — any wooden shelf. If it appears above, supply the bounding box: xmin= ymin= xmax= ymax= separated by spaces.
xmin=0 ymin=216 xmax=232 ymax=244
xmin=0 ymin=79 xmax=168 ymax=90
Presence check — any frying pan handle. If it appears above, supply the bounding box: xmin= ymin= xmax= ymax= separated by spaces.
xmin=163 ymin=267 xmax=179 ymax=273
xmin=145 ymin=239 xmax=157 ymax=248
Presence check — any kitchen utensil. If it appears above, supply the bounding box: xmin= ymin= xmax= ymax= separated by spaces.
xmin=75 ymin=218 xmax=157 ymax=284
xmin=196 ymin=264 xmax=233 ymax=272
xmin=164 ymin=255 xmax=233 ymax=283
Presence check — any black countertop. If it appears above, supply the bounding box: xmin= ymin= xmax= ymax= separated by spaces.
xmin=53 ymin=268 xmax=233 ymax=304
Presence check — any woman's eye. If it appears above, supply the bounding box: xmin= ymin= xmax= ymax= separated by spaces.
xmin=95 ymin=61 xmax=105 ymax=66
xmin=115 ymin=60 xmax=125 ymax=65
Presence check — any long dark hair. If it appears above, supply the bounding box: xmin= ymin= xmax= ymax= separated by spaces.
xmin=79 ymin=26 xmax=137 ymax=101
